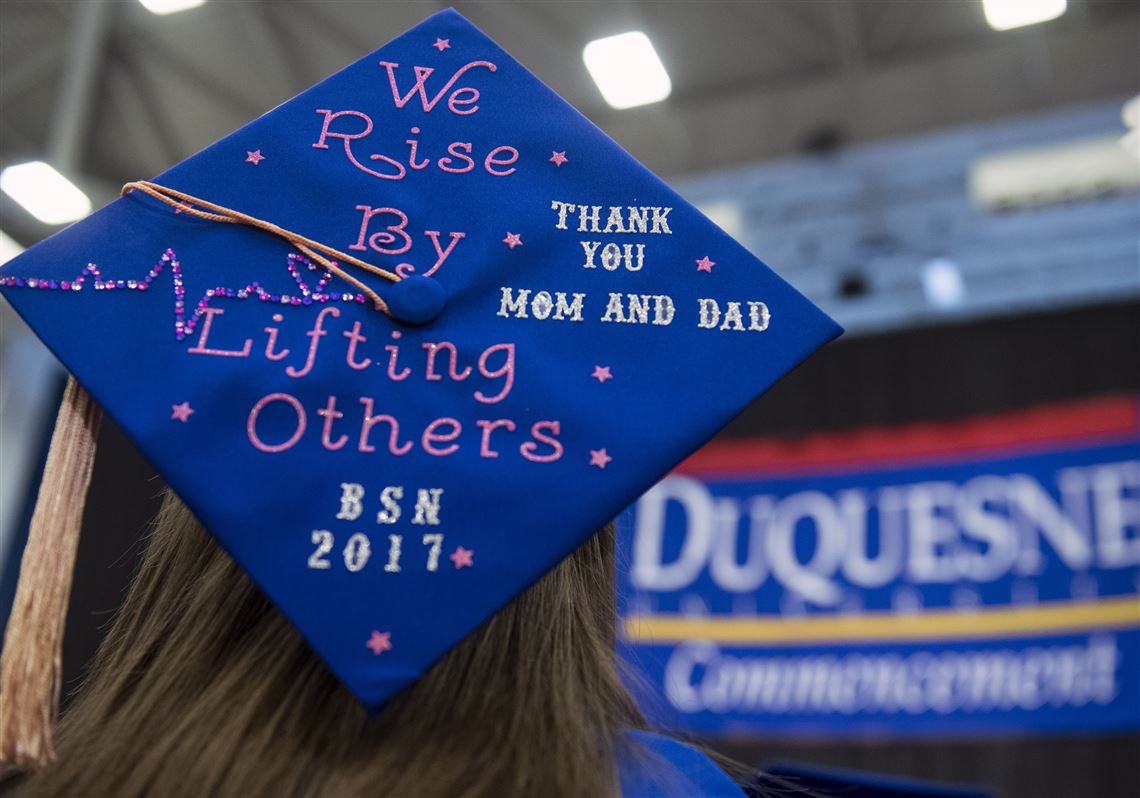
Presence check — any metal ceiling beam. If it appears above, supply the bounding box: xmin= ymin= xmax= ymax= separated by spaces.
xmin=594 ymin=17 xmax=1139 ymax=174
xmin=232 ymin=4 xmax=302 ymax=104
xmin=863 ymin=0 xmax=926 ymax=63
xmin=737 ymin=1 xmax=832 ymax=65
xmin=48 ymin=0 xmax=111 ymax=174
xmin=829 ymin=0 xmax=868 ymax=74
xmin=125 ymin=23 xmax=262 ymax=120
xmin=488 ymin=2 xmax=587 ymax=67
xmin=0 ymin=40 xmax=65 ymax=104
xmin=288 ymin=1 xmax=376 ymax=61
xmin=0 ymin=117 xmax=37 ymax=156
xmin=106 ymin=54 xmax=180 ymax=175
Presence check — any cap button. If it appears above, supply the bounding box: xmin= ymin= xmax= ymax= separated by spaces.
xmin=386 ymin=275 xmax=446 ymax=326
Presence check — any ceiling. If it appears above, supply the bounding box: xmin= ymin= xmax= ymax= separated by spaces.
xmin=1 ymin=0 xmax=1137 ymax=244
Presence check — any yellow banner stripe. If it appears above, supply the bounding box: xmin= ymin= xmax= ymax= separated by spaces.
xmin=622 ymin=595 xmax=1140 ymax=646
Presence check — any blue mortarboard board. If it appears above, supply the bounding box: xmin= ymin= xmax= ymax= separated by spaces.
xmin=0 ymin=9 xmax=841 ymax=708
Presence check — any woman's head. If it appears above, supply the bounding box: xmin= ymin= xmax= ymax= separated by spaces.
xmin=17 ymin=491 xmax=644 ymax=798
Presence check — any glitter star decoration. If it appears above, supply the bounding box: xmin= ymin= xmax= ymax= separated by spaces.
xmin=549 ymin=150 xmax=568 ymax=167
xmin=695 ymin=256 xmax=715 ymax=273
xmin=449 ymin=546 xmax=475 ymax=569
xmin=171 ymin=401 xmax=194 ymax=422
xmin=245 ymin=150 xmax=266 ymax=165
xmin=366 ymin=630 xmax=393 ymax=655
xmin=433 ymin=37 xmax=451 ymax=51
xmin=502 ymin=232 xmax=523 ymax=249
xmin=589 ymin=448 xmax=612 ymax=469
xmin=591 ymin=365 xmax=613 ymax=383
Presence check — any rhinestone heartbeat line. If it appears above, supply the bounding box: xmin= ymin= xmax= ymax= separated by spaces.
xmin=0 ymin=250 xmax=370 ymax=342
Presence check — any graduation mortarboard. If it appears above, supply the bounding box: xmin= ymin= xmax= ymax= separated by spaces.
xmin=0 ymin=7 xmax=840 ymax=769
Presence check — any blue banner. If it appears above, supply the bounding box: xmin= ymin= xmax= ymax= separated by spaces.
xmin=618 ymin=399 xmax=1140 ymax=736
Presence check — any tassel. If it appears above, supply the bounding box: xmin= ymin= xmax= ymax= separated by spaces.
xmin=0 ymin=376 xmax=102 ymax=774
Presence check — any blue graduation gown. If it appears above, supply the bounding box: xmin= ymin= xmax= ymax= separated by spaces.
xmin=619 ymin=730 xmax=745 ymax=798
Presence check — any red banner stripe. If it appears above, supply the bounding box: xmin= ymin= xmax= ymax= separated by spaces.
xmin=678 ymin=394 xmax=1140 ymax=478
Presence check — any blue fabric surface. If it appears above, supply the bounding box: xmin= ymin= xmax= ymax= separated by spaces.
xmin=620 ymin=730 xmax=745 ymax=798
xmin=0 ymin=9 xmax=841 ymax=709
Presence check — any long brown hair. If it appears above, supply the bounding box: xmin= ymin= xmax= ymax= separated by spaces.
xmin=13 ymin=491 xmax=651 ymax=798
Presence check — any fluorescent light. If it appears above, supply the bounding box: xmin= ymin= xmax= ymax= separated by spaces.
xmin=921 ymin=259 xmax=966 ymax=308
xmin=982 ymin=0 xmax=1066 ymax=31
xmin=1121 ymin=130 xmax=1139 ymax=160
xmin=969 ymin=136 xmax=1140 ymax=210
xmin=1124 ymin=95 xmax=1139 ymax=130
xmin=583 ymin=31 xmax=671 ymax=110
xmin=1123 ymin=96 xmax=1140 ymax=159
xmin=697 ymin=201 xmax=743 ymax=239
xmin=139 ymin=0 xmax=205 ymax=15
xmin=1 ymin=161 xmax=92 ymax=226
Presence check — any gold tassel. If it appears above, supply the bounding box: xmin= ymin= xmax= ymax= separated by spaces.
xmin=0 ymin=376 xmax=102 ymax=774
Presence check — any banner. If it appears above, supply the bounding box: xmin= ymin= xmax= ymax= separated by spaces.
xmin=618 ymin=396 xmax=1140 ymax=736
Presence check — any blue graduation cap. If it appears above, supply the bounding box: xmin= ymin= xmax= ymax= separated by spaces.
xmin=0 ymin=8 xmax=839 ymax=724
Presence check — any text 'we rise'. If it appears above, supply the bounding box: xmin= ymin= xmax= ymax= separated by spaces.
xmin=313 ymin=60 xmax=522 ymax=181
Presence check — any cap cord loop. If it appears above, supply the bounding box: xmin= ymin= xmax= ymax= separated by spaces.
xmin=121 ymin=181 xmax=400 ymax=317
